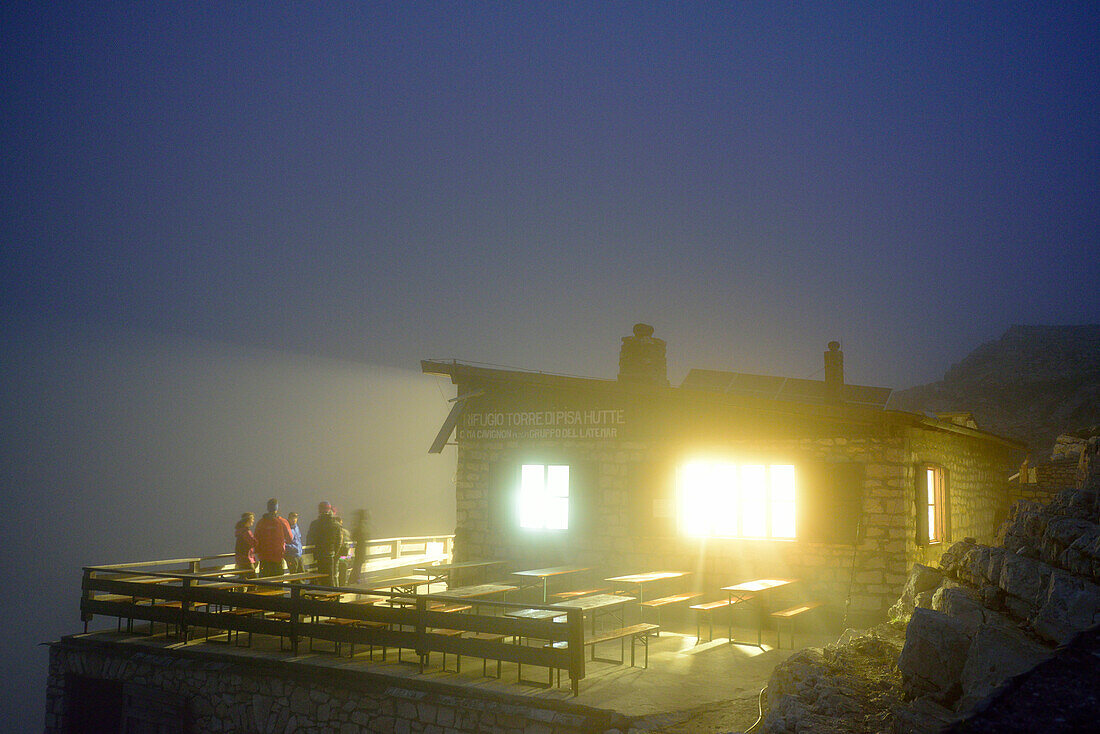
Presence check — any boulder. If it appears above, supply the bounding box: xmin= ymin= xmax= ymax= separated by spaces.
xmin=978 ymin=583 xmax=1005 ymax=612
xmin=1063 ymin=524 xmax=1100 ymax=582
xmin=956 ymin=623 xmax=1053 ymax=714
xmin=767 ymin=647 xmax=828 ymax=699
xmin=938 ymin=539 xmax=977 ymax=577
xmin=763 ymin=695 xmax=852 ymax=734
xmin=1041 ymin=516 xmax=1096 ymax=566
xmin=1030 ymin=569 xmax=1100 ymax=644
xmin=898 ymin=608 xmax=971 ymax=705
xmin=889 ymin=564 xmax=945 ymax=622
xmin=985 ymin=546 xmax=1006 ymax=585
xmin=998 ymin=552 xmax=1051 ymax=606
xmin=932 ymin=585 xmax=986 ymax=635
xmin=890 ymin=696 xmax=958 ymax=734
xmin=1048 ymin=486 xmax=1098 ymax=523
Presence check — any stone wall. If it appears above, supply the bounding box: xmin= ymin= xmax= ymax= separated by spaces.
xmin=454 ymin=417 xmax=1016 ymax=623
xmin=902 ymin=427 xmax=1017 ymax=568
xmin=45 ymin=637 xmax=623 ymax=733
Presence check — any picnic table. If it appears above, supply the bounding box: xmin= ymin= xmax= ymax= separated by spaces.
xmin=412 ymin=560 xmax=504 ymax=589
xmin=268 ymin=572 xmax=328 ymax=584
xmin=722 ymin=578 xmax=797 ymax=646
xmin=432 ymin=583 xmax=517 ymax=601
xmin=605 ymin=571 xmax=690 ymax=604
xmin=356 ymin=576 xmax=431 ymax=596
xmin=549 ymin=593 xmax=635 ymax=636
xmin=512 ymin=565 xmax=591 ymax=603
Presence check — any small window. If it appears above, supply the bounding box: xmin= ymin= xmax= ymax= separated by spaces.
xmin=919 ymin=465 xmax=947 ymax=545
xmin=518 ymin=464 xmax=569 ymax=530
xmin=678 ymin=461 xmax=797 ymax=539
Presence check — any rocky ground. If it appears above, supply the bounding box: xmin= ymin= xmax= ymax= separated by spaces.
xmin=758 ymin=625 xmax=908 ymax=734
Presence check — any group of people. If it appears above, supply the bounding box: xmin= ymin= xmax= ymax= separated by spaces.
xmin=234 ymin=499 xmax=370 ymax=586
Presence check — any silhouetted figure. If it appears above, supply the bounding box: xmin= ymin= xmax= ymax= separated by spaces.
xmin=349 ymin=509 xmax=371 ymax=583
xmin=234 ymin=512 xmax=256 ymax=576
xmin=335 ymin=514 xmax=353 ymax=585
xmin=306 ymin=501 xmax=342 ymax=585
xmin=284 ymin=511 xmax=304 ymax=574
xmin=254 ymin=498 xmax=294 ymax=577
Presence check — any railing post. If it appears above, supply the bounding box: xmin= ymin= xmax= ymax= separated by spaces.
xmin=415 ymin=596 xmax=428 ymax=673
xmin=290 ymin=586 xmax=301 ymax=656
xmin=567 ymin=608 xmax=585 ymax=696
xmin=81 ymin=569 xmax=94 ymax=633
xmin=180 ymin=577 xmax=191 ymax=641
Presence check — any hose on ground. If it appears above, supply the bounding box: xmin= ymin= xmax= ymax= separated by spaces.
xmin=745 ymin=684 xmax=768 ymax=733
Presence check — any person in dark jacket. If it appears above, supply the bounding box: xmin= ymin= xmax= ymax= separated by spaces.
xmin=349 ymin=509 xmax=371 ymax=583
xmin=306 ymin=501 xmax=342 ymax=585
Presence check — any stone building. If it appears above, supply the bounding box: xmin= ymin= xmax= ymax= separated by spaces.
xmin=423 ymin=325 xmax=1023 ymax=623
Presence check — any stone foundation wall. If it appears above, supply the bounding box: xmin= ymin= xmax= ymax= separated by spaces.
xmin=45 ymin=638 xmax=622 ymax=733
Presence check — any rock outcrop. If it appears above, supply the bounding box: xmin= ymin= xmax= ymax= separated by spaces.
xmin=889 ymin=325 xmax=1100 ymax=458
xmin=760 ymin=441 xmax=1100 ymax=733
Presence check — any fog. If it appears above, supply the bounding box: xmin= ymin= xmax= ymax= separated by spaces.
xmin=0 ymin=324 xmax=456 ymax=731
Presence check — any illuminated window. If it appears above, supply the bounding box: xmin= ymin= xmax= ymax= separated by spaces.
xmin=518 ymin=464 xmax=569 ymax=530
xmin=678 ymin=461 xmax=797 ymax=539
xmin=921 ymin=465 xmax=947 ymax=544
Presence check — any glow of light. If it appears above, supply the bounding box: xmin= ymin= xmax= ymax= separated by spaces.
xmin=546 ymin=464 xmax=570 ymax=530
xmin=679 ymin=459 xmax=798 ymax=540
xmin=927 ymin=467 xmax=937 ymax=541
xmin=771 ymin=464 xmax=797 ymax=538
xmin=519 ymin=464 xmax=569 ymax=530
xmin=712 ymin=462 xmax=739 ymax=536
xmin=740 ymin=464 xmax=767 ymax=537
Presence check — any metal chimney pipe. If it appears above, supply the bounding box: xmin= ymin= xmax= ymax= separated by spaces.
xmin=824 ymin=341 xmax=844 ymax=403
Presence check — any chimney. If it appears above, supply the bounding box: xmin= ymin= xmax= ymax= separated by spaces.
xmin=824 ymin=341 xmax=844 ymax=403
xmin=618 ymin=323 xmax=669 ymax=386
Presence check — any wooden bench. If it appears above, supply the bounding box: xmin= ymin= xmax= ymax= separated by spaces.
xmin=690 ymin=598 xmax=744 ymax=642
xmin=550 ymin=587 xmax=608 ymax=601
xmin=549 ymin=623 xmax=659 ymax=668
xmin=640 ymin=592 xmax=703 ymax=632
xmin=462 ymin=632 xmax=507 ymax=678
xmin=215 ymin=607 xmax=266 ymax=646
xmin=421 ymin=628 xmax=465 ymax=673
xmin=771 ymin=602 xmax=822 ymax=648
xmin=317 ymin=616 xmax=389 ymax=658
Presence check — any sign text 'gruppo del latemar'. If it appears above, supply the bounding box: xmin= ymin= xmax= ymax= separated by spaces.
xmin=459 ymin=409 xmax=625 ymax=440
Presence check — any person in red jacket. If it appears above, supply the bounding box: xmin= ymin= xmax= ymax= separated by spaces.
xmin=234 ymin=512 xmax=257 ymax=576
xmin=254 ymin=498 xmax=294 ymax=577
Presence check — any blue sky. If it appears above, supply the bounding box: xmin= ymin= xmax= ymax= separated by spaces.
xmin=3 ymin=2 xmax=1098 ymax=387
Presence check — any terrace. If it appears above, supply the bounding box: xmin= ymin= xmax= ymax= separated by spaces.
xmin=71 ymin=535 xmax=837 ymax=729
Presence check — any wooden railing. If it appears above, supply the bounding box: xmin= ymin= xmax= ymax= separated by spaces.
xmin=79 ymin=547 xmax=588 ymax=695
xmin=189 ymin=533 xmax=454 ymax=577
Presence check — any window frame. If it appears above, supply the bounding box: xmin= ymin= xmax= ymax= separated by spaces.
xmin=918 ymin=464 xmax=948 ymax=546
